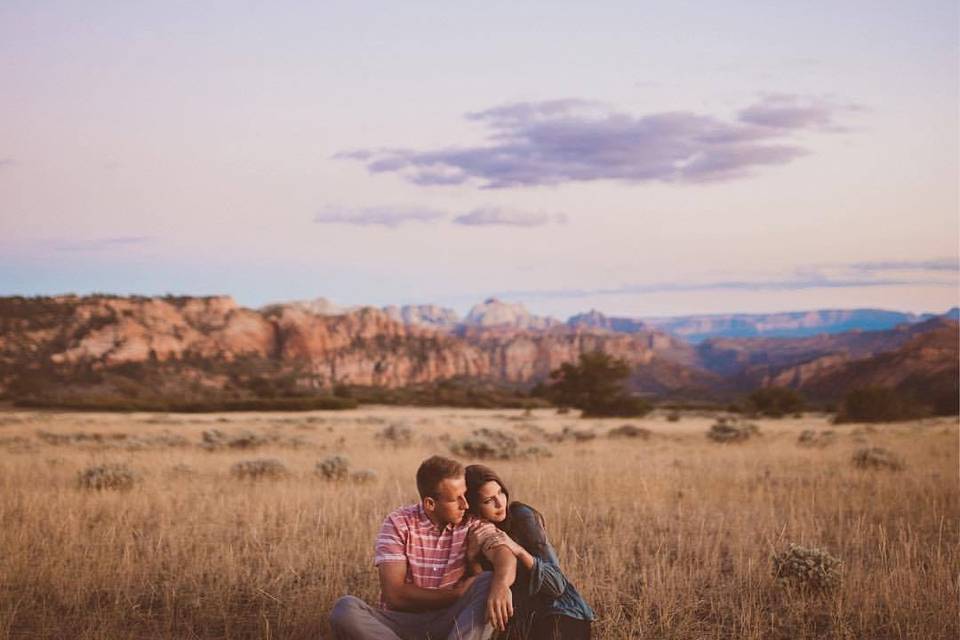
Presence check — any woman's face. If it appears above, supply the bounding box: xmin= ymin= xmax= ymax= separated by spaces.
xmin=474 ymin=480 xmax=508 ymax=523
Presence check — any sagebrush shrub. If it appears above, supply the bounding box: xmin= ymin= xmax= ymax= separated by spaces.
xmin=608 ymin=424 xmax=651 ymax=439
xmin=450 ymin=428 xmax=549 ymax=460
xmin=797 ymin=429 xmax=835 ymax=447
xmin=202 ymin=429 xmax=268 ymax=450
xmin=231 ymin=458 xmax=288 ymax=480
xmin=77 ymin=464 xmax=138 ymax=491
xmin=316 ymin=455 xmax=350 ymax=480
xmin=376 ymin=423 xmax=413 ymax=446
xmin=707 ymin=420 xmax=759 ymax=443
xmin=548 ymin=426 xmax=596 ymax=443
xmin=852 ymin=447 xmax=904 ymax=471
xmin=350 ymin=469 xmax=378 ymax=483
xmin=772 ymin=543 xmax=842 ymax=590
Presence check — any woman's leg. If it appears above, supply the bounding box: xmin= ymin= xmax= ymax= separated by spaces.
xmin=529 ymin=613 xmax=591 ymax=640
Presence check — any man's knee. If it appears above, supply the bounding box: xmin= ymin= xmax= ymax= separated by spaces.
xmin=329 ymin=595 xmax=366 ymax=632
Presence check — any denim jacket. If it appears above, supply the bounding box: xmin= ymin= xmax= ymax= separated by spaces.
xmin=500 ymin=502 xmax=596 ymax=623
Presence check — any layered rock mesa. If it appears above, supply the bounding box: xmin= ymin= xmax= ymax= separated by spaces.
xmin=0 ymin=294 xmax=702 ymax=391
xmin=771 ymin=318 xmax=959 ymax=403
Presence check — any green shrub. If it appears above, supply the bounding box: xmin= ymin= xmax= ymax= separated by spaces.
xmin=77 ymin=464 xmax=139 ymax=491
xmin=747 ymin=386 xmax=804 ymax=418
xmin=852 ymin=446 xmax=904 ymax=471
xmin=231 ymin=459 xmax=289 ymax=480
xmin=707 ymin=419 xmax=759 ymax=443
xmin=545 ymin=352 xmax=650 ymax=417
xmin=772 ymin=543 xmax=841 ymax=591
xmin=316 ymin=455 xmax=350 ymax=480
xmin=608 ymin=424 xmax=651 ymax=439
xmin=450 ymin=428 xmax=550 ymax=460
xmin=834 ymin=387 xmax=927 ymax=423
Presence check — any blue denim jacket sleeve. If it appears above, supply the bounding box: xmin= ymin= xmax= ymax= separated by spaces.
xmin=510 ymin=505 xmax=568 ymax=599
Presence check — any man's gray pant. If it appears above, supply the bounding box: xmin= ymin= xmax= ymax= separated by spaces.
xmin=329 ymin=572 xmax=494 ymax=640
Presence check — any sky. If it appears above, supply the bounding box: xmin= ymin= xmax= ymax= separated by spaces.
xmin=1 ymin=1 xmax=957 ymax=319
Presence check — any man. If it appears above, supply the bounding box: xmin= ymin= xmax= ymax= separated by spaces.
xmin=330 ymin=455 xmax=517 ymax=640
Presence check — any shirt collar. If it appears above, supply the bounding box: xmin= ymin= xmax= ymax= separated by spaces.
xmin=416 ymin=503 xmax=465 ymax=533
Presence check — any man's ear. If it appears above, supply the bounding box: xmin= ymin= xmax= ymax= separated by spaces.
xmin=423 ymin=496 xmax=436 ymax=513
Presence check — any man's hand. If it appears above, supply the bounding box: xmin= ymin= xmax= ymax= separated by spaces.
xmin=486 ymin=580 xmax=513 ymax=632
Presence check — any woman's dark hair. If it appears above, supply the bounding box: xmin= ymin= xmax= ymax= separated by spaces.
xmin=465 ymin=464 xmax=510 ymax=515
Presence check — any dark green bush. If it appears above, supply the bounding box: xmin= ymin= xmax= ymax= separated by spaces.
xmin=747 ymin=386 xmax=804 ymax=418
xmin=545 ymin=351 xmax=651 ymax=418
xmin=834 ymin=387 xmax=927 ymax=423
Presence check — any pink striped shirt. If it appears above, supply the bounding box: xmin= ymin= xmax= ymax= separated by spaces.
xmin=374 ymin=503 xmax=497 ymax=609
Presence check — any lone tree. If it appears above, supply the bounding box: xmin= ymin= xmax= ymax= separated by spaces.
xmin=545 ymin=351 xmax=650 ymax=418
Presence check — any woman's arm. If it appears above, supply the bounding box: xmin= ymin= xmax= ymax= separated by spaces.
xmin=507 ymin=506 xmax=569 ymax=599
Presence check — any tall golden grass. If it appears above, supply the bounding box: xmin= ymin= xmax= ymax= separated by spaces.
xmin=0 ymin=408 xmax=956 ymax=639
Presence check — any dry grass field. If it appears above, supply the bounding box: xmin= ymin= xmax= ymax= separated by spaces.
xmin=0 ymin=407 xmax=956 ymax=639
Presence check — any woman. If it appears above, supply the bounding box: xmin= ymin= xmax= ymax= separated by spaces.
xmin=465 ymin=464 xmax=595 ymax=640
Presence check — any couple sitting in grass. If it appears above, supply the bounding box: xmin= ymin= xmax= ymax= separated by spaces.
xmin=330 ymin=455 xmax=595 ymax=640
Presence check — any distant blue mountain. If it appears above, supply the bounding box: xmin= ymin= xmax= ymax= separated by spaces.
xmin=568 ymin=307 xmax=957 ymax=343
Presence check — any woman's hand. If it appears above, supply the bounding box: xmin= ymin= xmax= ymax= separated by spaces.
xmin=498 ymin=532 xmax=525 ymax=558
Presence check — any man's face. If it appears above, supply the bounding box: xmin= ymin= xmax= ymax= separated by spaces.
xmin=425 ymin=476 xmax=468 ymax=526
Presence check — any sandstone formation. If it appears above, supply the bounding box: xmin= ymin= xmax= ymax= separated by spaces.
xmin=462 ymin=298 xmax=561 ymax=331
xmin=1 ymin=295 xmax=955 ymax=410
xmin=0 ymin=295 xmax=703 ymax=394
xmin=382 ymin=304 xmax=460 ymax=330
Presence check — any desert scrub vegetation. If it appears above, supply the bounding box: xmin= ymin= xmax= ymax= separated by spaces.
xmin=607 ymin=423 xmax=651 ymax=439
xmin=449 ymin=427 xmax=552 ymax=460
xmin=797 ymin=429 xmax=835 ymax=447
xmin=707 ymin=418 xmax=760 ymax=443
xmin=746 ymin=386 xmax=805 ymax=418
xmin=230 ymin=458 xmax=289 ymax=480
xmin=834 ymin=387 xmax=927 ymax=423
xmin=0 ymin=407 xmax=956 ymax=639
xmin=316 ymin=455 xmax=350 ymax=480
xmin=851 ymin=446 xmax=905 ymax=471
xmin=771 ymin=543 xmax=842 ymax=591
xmin=376 ymin=422 xmax=413 ymax=446
xmin=76 ymin=463 xmax=139 ymax=490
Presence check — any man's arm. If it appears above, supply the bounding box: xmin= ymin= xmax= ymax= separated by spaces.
xmin=378 ymin=562 xmax=476 ymax=612
xmin=484 ymin=543 xmax=517 ymax=631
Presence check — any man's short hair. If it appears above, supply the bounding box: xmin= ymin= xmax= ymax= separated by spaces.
xmin=416 ymin=455 xmax=464 ymax=499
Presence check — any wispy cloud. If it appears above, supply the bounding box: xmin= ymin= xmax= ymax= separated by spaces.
xmin=55 ymin=236 xmax=154 ymax=252
xmin=0 ymin=157 xmax=15 ymax=169
xmin=313 ymin=206 xmax=445 ymax=227
xmin=453 ymin=207 xmax=567 ymax=227
xmin=845 ymin=258 xmax=959 ymax=273
xmin=738 ymin=94 xmax=859 ymax=131
xmin=490 ymin=269 xmax=956 ymax=302
xmin=339 ymin=96 xmax=857 ymax=189
xmin=314 ymin=204 xmax=569 ymax=228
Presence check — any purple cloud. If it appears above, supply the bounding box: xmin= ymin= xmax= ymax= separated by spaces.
xmin=313 ymin=206 xmax=445 ymax=227
xmin=738 ymin=94 xmax=854 ymax=130
xmin=55 ymin=236 xmax=154 ymax=252
xmin=493 ymin=274 xmax=951 ymax=302
xmin=453 ymin=207 xmax=567 ymax=227
xmin=846 ymin=258 xmax=959 ymax=273
xmin=339 ymin=96 xmax=854 ymax=189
